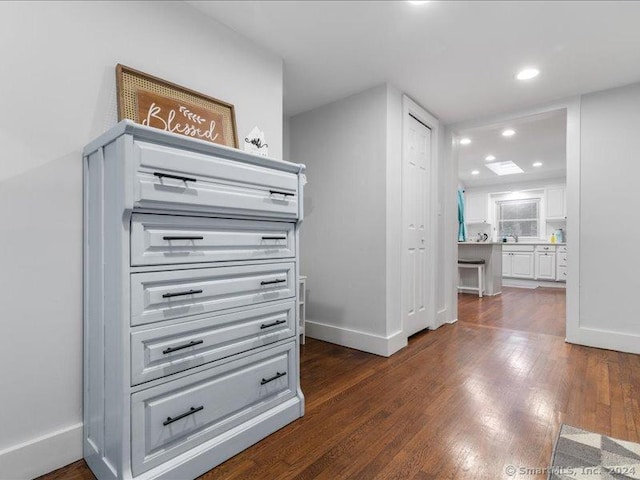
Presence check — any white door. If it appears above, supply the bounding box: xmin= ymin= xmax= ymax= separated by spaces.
xmin=511 ymin=252 xmax=534 ymax=278
xmin=466 ymin=192 xmax=488 ymax=224
xmin=546 ymin=187 xmax=566 ymax=219
xmin=535 ymin=252 xmax=556 ymax=280
xmin=403 ymin=115 xmax=431 ymax=337
xmin=502 ymin=252 xmax=512 ymax=276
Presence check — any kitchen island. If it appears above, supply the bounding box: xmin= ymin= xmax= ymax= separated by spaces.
xmin=458 ymin=242 xmax=503 ymax=296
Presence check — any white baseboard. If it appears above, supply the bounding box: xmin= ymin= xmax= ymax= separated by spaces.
xmin=457 ymin=288 xmax=502 ymax=296
xmin=503 ymin=278 xmax=566 ymax=289
xmin=0 ymin=422 xmax=82 ymax=479
xmin=305 ymin=319 xmax=407 ymax=357
xmin=567 ymin=326 xmax=640 ymax=355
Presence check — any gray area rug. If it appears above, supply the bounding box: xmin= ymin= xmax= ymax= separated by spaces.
xmin=549 ymin=424 xmax=640 ymax=479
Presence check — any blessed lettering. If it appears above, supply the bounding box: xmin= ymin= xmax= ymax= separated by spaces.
xmin=142 ymin=103 xmax=219 ymax=142
xmin=136 ymin=90 xmax=225 ymax=145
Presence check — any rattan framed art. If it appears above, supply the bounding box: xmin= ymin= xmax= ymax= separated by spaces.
xmin=116 ymin=64 xmax=239 ymax=148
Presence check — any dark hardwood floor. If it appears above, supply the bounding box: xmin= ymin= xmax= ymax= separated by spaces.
xmin=40 ymin=287 xmax=640 ymax=480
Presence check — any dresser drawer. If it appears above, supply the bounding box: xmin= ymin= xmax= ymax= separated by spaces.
xmin=557 ymin=265 xmax=568 ymax=281
xmin=557 ymin=252 xmax=568 ymax=266
xmin=131 ymin=262 xmax=295 ymax=326
xmin=133 ymin=141 xmax=299 ymax=219
xmin=131 ymin=341 xmax=296 ymax=476
xmin=131 ymin=214 xmax=295 ymax=267
xmin=131 ymin=300 xmax=296 ymax=385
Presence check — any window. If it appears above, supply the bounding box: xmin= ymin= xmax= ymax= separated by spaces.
xmin=497 ymin=199 xmax=540 ymax=238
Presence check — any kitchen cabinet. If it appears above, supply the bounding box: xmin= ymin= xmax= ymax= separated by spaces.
xmin=502 ymin=245 xmax=535 ymax=279
xmin=535 ymin=250 xmax=556 ymax=280
xmin=546 ymin=186 xmax=567 ymax=220
xmin=556 ymin=245 xmax=567 ymax=282
xmin=465 ymin=191 xmax=489 ymax=224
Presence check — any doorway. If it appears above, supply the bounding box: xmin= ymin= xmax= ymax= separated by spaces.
xmin=454 ymin=108 xmax=570 ymax=336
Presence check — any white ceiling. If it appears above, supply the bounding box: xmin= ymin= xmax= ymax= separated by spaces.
xmin=458 ymin=110 xmax=566 ymax=188
xmin=188 ymin=1 xmax=640 ymax=123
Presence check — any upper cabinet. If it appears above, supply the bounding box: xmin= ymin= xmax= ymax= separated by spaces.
xmin=546 ymin=186 xmax=567 ymax=220
xmin=465 ymin=191 xmax=489 ymax=224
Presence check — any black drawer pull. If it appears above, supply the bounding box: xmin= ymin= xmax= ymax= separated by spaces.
xmin=162 ymin=289 xmax=203 ymax=298
xmin=260 ymin=319 xmax=287 ymax=330
xmin=260 ymin=279 xmax=286 ymax=286
xmin=163 ymin=406 xmax=203 ymax=426
xmin=261 ymin=236 xmax=287 ymax=240
xmin=261 ymin=371 xmax=287 ymax=385
xmin=163 ymin=236 xmax=204 ymax=241
xmin=154 ymin=172 xmax=197 ymax=183
xmin=162 ymin=340 xmax=204 ymax=354
xmin=269 ymin=190 xmax=294 ymax=197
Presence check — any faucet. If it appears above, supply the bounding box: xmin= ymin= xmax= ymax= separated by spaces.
xmin=509 ymin=234 xmax=519 ymax=243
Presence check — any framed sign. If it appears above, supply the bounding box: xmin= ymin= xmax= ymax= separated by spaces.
xmin=116 ymin=64 xmax=238 ymax=148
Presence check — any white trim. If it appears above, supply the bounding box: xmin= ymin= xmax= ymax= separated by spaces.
xmin=567 ymin=327 xmax=640 ymax=355
xmin=435 ymin=307 xmax=449 ymax=327
xmin=502 ymin=278 xmax=566 ymax=289
xmin=564 ymin=98 xmax=581 ymax=347
xmin=0 ymin=423 xmax=82 ymax=479
xmin=449 ymin=97 xmax=581 ymax=349
xmin=401 ymin=95 xmax=440 ymax=338
xmin=306 ymin=319 xmax=407 ymax=357
xmin=458 ymin=289 xmax=503 ymax=295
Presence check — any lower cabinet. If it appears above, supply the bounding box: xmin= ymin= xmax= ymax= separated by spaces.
xmin=556 ymin=246 xmax=568 ymax=282
xmin=535 ymin=251 xmax=556 ymax=280
xmin=503 ymin=244 xmax=567 ymax=282
xmin=503 ymin=246 xmax=535 ymax=279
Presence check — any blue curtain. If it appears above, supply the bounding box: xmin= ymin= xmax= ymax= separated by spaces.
xmin=457 ymin=188 xmax=467 ymax=242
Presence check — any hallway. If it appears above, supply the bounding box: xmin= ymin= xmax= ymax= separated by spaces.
xmin=458 ymin=287 xmax=567 ymax=337
xmin=41 ymin=287 xmax=639 ymax=480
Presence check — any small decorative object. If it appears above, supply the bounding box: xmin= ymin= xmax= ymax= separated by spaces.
xmin=243 ymin=126 xmax=269 ymax=157
xmin=116 ymin=64 xmax=238 ymax=148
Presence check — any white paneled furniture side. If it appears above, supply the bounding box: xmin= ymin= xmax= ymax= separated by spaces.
xmin=84 ymin=120 xmax=305 ymax=480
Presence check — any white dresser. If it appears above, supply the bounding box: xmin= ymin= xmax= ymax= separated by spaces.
xmin=83 ymin=120 xmax=305 ymax=480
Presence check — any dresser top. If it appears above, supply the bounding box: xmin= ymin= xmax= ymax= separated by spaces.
xmin=84 ymin=119 xmax=305 ymax=175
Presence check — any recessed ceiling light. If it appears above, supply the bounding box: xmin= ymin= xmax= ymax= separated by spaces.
xmin=471 ymin=170 xmax=480 ymax=175
xmin=485 ymin=155 xmax=496 ymax=161
xmin=485 ymin=161 xmax=524 ymax=176
xmin=407 ymin=0 xmax=430 ymax=5
xmin=532 ymin=161 xmax=543 ymax=167
xmin=460 ymin=138 xmax=471 ymax=145
xmin=516 ymin=68 xmax=540 ymax=81
xmin=502 ymin=129 xmax=516 ymax=137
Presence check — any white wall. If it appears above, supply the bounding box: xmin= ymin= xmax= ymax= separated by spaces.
xmin=464 ymin=177 xmax=567 ymax=241
xmin=291 ymin=84 xmax=453 ymax=355
xmin=464 ymin=177 xmax=566 ymax=196
xmin=0 ymin=2 xmax=283 ymax=478
xmin=291 ymin=85 xmax=390 ymax=352
xmin=577 ymin=82 xmax=640 ymax=348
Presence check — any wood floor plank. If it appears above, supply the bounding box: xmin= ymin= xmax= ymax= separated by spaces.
xmin=40 ymin=287 xmax=640 ymax=480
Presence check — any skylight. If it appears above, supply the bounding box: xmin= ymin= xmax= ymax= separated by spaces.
xmin=485 ymin=161 xmax=524 ymax=176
